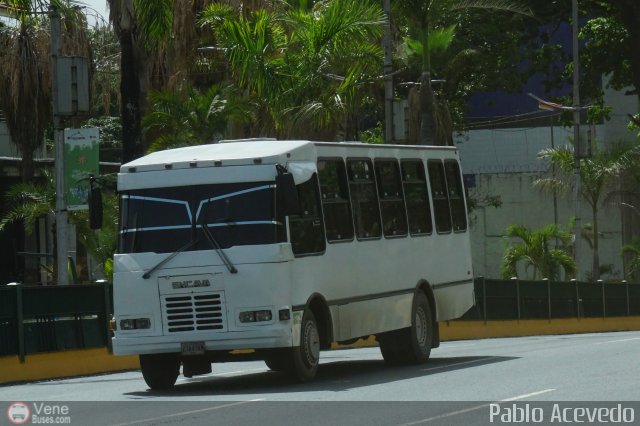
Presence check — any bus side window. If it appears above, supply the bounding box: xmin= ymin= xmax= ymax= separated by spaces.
xmin=347 ymin=159 xmax=382 ymax=240
xmin=401 ymin=160 xmax=433 ymax=235
xmin=375 ymin=160 xmax=408 ymax=237
xmin=289 ymin=174 xmax=326 ymax=256
xmin=427 ymin=160 xmax=452 ymax=233
xmin=444 ymin=160 xmax=468 ymax=232
xmin=318 ymin=159 xmax=354 ymax=242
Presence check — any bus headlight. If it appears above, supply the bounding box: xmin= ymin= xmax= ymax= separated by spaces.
xmin=239 ymin=310 xmax=272 ymax=323
xmin=119 ymin=318 xmax=151 ymax=330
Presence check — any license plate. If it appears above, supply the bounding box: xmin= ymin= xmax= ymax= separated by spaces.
xmin=181 ymin=341 xmax=205 ymax=355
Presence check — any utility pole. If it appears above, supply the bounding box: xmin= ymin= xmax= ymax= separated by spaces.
xmin=50 ymin=6 xmax=70 ymax=285
xmin=572 ymin=0 xmax=582 ymax=280
xmin=383 ymin=0 xmax=393 ymax=144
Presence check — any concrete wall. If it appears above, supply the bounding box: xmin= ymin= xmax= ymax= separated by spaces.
xmin=456 ymin=86 xmax=638 ymax=281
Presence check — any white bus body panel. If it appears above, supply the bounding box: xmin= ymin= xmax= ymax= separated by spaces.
xmin=112 ymin=140 xmax=474 ymax=356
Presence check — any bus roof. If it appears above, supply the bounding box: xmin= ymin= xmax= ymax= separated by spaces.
xmin=120 ymin=140 xmax=458 ymax=173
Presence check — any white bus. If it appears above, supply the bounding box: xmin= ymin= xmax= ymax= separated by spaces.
xmin=106 ymin=139 xmax=474 ymax=389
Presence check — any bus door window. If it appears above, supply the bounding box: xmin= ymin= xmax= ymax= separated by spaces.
xmin=347 ymin=159 xmax=382 ymax=240
xmin=444 ymin=160 xmax=468 ymax=232
xmin=427 ymin=160 xmax=452 ymax=233
xmin=318 ymin=159 xmax=354 ymax=242
xmin=289 ymin=174 xmax=326 ymax=256
xmin=401 ymin=160 xmax=433 ymax=236
xmin=374 ymin=160 xmax=408 ymax=237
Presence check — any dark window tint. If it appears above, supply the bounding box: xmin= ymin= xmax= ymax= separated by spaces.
xmin=290 ymin=174 xmax=326 ymax=255
xmin=428 ymin=160 xmax=452 ymax=233
xmin=347 ymin=159 xmax=382 ymax=239
xmin=401 ymin=160 xmax=433 ymax=235
xmin=445 ymin=160 xmax=467 ymax=231
xmin=375 ymin=160 xmax=408 ymax=237
xmin=318 ymin=159 xmax=354 ymax=241
xmin=118 ymin=182 xmax=282 ymax=254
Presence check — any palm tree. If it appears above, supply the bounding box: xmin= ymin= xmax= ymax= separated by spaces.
xmin=201 ymin=0 xmax=385 ymax=140
xmin=621 ymin=237 xmax=640 ymax=280
xmin=0 ymin=170 xmax=118 ymax=281
xmin=392 ymin=0 xmax=532 ymax=145
xmin=0 ymin=0 xmax=89 ymax=181
xmin=501 ymin=223 xmax=575 ymax=280
xmin=536 ymin=141 xmax=640 ymax=280
xmin=142 ymin=84 xmax=250 ymax=152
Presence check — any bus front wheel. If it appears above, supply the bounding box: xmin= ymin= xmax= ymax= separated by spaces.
xmin=140 ymin=354 xmax=180 ymax=390
xmin=379 ymin=292 xmax=433 ymax=365
xmin=290 ymin=308 xmax=320 ymax=381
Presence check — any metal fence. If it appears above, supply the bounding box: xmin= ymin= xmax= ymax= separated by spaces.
xmin=0 ymin=283 xmax=112 ymax=360
xmin=1 ymin=278 xmax=639 ymax=360
xmin=462 ymin=278 xmax=640 ymax=321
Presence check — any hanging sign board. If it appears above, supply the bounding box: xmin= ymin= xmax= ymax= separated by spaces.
xmin=64 ymin=127 xmax=99 ymax=210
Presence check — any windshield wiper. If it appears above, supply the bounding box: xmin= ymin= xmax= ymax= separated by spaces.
xmin=201 ymin=222 xmax=238 ymax=274
xmin=141 ymin=238 xmax=199 ymax=279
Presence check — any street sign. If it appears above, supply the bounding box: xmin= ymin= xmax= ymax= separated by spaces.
xmin=64 ymin=127 xmax=99 ymax=210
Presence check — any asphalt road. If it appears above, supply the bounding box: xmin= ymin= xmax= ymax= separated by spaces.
xmin=1 ymin=331 xmax=640 ymax=425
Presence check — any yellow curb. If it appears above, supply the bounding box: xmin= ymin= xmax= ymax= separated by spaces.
xmin=332 ymin=316 xmax=640 ymax=349
xmin=0 ymin=348 xmax=139 ymax=385
xmin=3 ymin=317 xmax=640 ymax=384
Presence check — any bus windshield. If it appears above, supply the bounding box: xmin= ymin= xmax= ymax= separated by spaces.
xmin=118 ymin=181 xmax=285 ymax=254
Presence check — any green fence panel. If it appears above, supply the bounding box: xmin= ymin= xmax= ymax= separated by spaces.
xmin=483 ymin=279 xmax=518 ymax=320
xmin=519 ymin=280 xmax=549 ymax=319
xmin=629 ymin=284 xmax=640 ymax=316
xmin=604 ymin=284 xmax=628 ymax=317
xmin=0 ymin=286 xmax=18 ymax=356
xmin=577 ymin=282 xmax=603 ymax=317
xmin=21 ymin=285 xmax=105 ymax=317
xmin=550 ymin=282 xmax=578 ymax=318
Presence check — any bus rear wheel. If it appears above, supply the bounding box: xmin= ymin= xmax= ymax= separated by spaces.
xmin=379 ymin=292 xmax=433 ymax=365
xmin=140 ymin=354 xmax=180 ymax=390
xmin=290 ymin=308 xmax=320 ymax=382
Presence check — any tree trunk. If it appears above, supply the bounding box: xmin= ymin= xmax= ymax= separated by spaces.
xmin=119 ymin=29 xmax=144 ymax=163
xmin=418 ymin=72 xmax=436 ymax=145
xmin=592 ymin=204 xmax=600 ymax=281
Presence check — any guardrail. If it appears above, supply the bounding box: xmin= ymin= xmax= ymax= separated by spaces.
xmin=461 ymin=278 xmax=640 ymax=321
xmin=0 ymin=283 xmax=112 ymax=361
xmin=1 ymin=278 xmax=639 ymax=361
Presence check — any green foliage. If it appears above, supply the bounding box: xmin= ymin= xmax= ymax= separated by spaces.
xmin=201 ymin=0 xmax=385 ymax=139
xmin=82 ymin=116 xmax=122 ymax=163
xmin=143 ymin=85 xmax=249 ymax=152
xmin=621 ymin=237 xmax=640 ymax=279
xmin=0 ymin=170 xmax=118 ymax=281
xmin=501 ymin=223 xmax=575 ymax=280
xmin=358 ymin=122 xmax=384 ymax=144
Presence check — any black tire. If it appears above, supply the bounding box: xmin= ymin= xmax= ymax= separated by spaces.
xmin=264 ymin=349 xmax=291 ymax=372
xmin=379 ymin=292 xmax=433 ymax=365
xmin=290 ymin=308 xmax=320 ymax=382
xmin=140 ymin=354 xmax=180 ymax=390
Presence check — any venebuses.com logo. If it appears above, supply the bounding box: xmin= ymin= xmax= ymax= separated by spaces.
xmin=7 ymin=402 xmax=30 ymax=425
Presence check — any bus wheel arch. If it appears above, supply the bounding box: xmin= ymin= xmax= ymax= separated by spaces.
xmin=416 ymin=280 xmax=440 ymax=349
xmin=304 ymin=293 xmax=333 ymax=350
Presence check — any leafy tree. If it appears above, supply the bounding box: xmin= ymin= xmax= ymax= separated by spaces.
xmin=0 ymin=0 xmax=89 ymax=181
xmin=391 ymin=0 xmax=532 ymax=145
xmin=142 ymin=85 xmax=250 ymax=152
xmin=501 ymin=223 xmax=575 ymax=280
xmin=535 ymin=141 xmax=640 ymax=280
xmin=201 ymin=0 xmax=385 ymax=140
xmin=0 ymin=170 xmax=118 ymax=282
xmin=621 ymin=237 xmax=640 ymax=280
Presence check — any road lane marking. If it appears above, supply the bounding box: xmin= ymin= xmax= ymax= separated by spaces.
xmin=594 ymin=337 xmax=640 ymax=345
xmin=111 ymin=398 xmax=265 ymax=426
xmin=422 ymin=357 xmax=494 ymax=372
xmin=399 ymin=389 xmax=556 ymax=425
xmin=500 ymin=388 xmax=556 ymax=401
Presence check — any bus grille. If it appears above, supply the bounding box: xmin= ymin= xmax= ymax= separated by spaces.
xmin=161 ymin=293 xmax=226 ymax=333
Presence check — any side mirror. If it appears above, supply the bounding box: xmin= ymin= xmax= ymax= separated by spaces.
xmin=88 ymin=177 xmax=103 ymax=229
xmin=276 ymin=173 xmax=299 ymax=216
